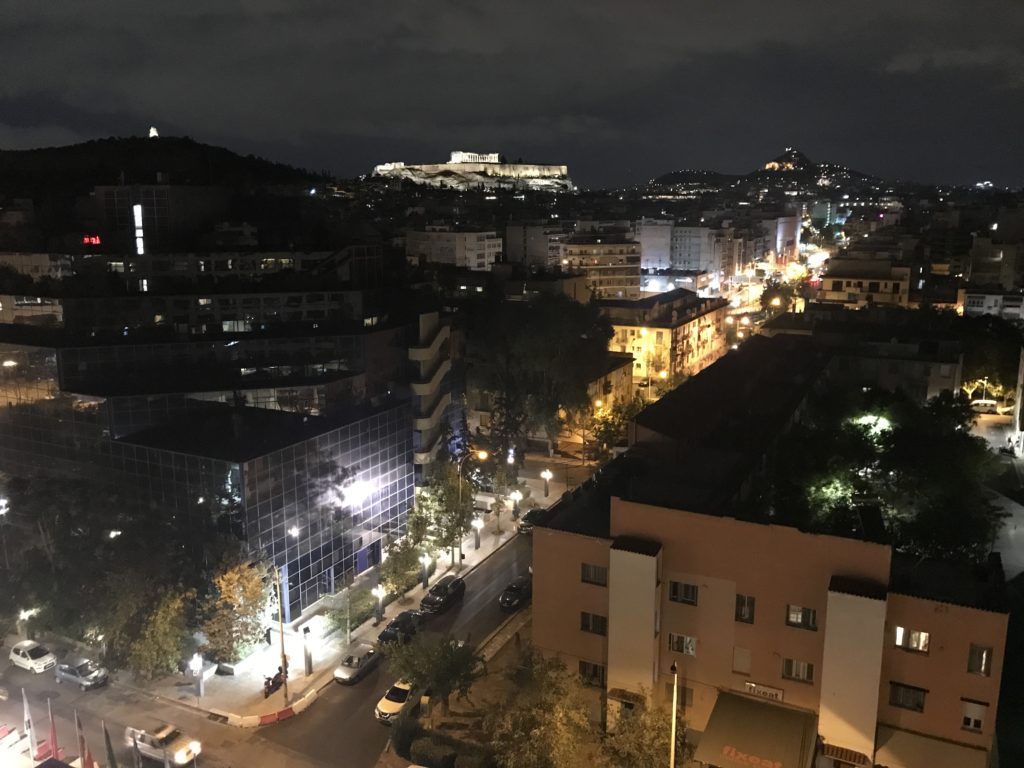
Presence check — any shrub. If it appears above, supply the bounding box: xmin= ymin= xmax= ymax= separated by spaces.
xmin=454 ymin=749 xmax=495 ymax=768
xmin=391 ymin=713 xmax=422 ymax=759
xmin=410 ymin=736 xmax=457 ymax=768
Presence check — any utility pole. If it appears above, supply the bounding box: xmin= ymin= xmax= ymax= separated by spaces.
xmin=274 ymin=567 xmax=289 ymax=704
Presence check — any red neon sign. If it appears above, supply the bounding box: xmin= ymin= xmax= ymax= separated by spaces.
xmin=82 ymin=235 xmax=102 ymax=245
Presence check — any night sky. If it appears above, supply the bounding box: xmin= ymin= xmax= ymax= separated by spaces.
xmin=3 ymin=1 xmax=1023 ymax=188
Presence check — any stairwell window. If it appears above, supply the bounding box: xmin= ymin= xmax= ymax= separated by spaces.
xmin=968 ymin=644 xmax=992 ymax=676
xmin=580 ymin=612 xmax=608 ymax=636
xmin=735 ymin=594 xmax=755 ymax=624
xmin=669 ymin=581 xmax=699 ymax=606
xmin=895 ymin=626 xmax=930 ymax=654
xmin=786 ymin=604 xmax=817 ymax=630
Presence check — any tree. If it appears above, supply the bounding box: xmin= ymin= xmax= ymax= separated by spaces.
xmin=486 ymin=647 xmax=600 ymax=768
xmin=421 ymin=462 xmax=475 ymax=565
xmin=127 ymin=586 xmax=194 ymax=680
xmin=760 ymin=277 xmax=796 ymax=317
xmin=603 ymin=693 xmax=688 ymax=768
xmin=200 ymin=553 xmax=271 ymax=663
xmin=382 ymin=633 xmax=482 ymax=713
xmin=379 ymin=535 xmax=421 ymax=598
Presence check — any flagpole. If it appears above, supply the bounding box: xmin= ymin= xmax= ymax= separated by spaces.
xmin=48 ymin=697 xmax=59 ymax=760
xmin=22 ymin=688 xmax=37 ymax=758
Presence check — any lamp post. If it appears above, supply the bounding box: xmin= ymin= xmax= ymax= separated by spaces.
xmin=457 ymin=450 xmax=489 ymax=507
xmin=189 ymin=653 xmax=205 ymax=699
xmin=0 ymin=496 xmax=10 ymax=570
xmin=509 ymin=490 xmax=522 ymax=522
xmin=982 ymin=377 xmax=989 ymax=400
xmin=302 ymin=626 xmax=312 ymax=676
xmin=669 ymin=661 xmax=679 ymax=768
xmin=419 ymin=553 xmax=432 ymax=589
xmin=372 ymin=584 xmax=386 ymax=624
xmin=471 ymin=517 xmax=484 ymax=550
xmin=540 ymin=469 xmax=553 ymax=498
xmin=274 ymin=566 xmax=290 ymax=704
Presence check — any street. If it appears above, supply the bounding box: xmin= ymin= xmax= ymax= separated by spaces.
xmin=259 ymin=533 xmax=532 ymax=767
xmin=1 ymin=532 xmax=532 ymax=768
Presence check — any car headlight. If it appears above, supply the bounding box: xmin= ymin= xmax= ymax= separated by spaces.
xmin=174 ymin=749 xmax=189 ymax=764
xmin=188 ymin=740 xmax=202 ymax=754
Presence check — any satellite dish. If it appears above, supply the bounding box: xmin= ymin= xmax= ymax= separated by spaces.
xmin=149 ymin=126 xmax=159 ymax=138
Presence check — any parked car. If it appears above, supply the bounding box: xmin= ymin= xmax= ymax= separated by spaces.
xmin=971 ymin=399 xmax=999 ymax=414
xmin=375 ymin=679 xmax=416 ymax=724
xmin=8 ymin=640 xmax=57 ymax=674
xmin=517 ymin=508 xmax=546 ymax=535
xmin=56 ymin=657 xmax=108 ymax=690
xmin=498 ymin=575 xmax=533 ymax=611
xmin=419 ymin=574 xmax=466 ymax=615
xmin=124 ymin=724 xmax=201 ymax=765
xmin=377 ymin=610 xmax=423 ymax=645
xmin=333 ymin=642 xmax=380 ymax=685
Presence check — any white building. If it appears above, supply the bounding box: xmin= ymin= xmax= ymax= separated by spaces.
xmin=634 ymin=218 xmax=673 ymax=271
xmin=406 ymin=226 xmax=501 ymax=271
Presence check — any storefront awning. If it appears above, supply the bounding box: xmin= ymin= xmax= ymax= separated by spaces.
xmin=874 ymin=725 xmax=989 ymax=768
xmin=692 ymin=692 xmax=817 ymax=768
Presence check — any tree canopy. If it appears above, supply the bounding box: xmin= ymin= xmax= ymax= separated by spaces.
xmin=382 ymin=633 xmax=482 ymax=712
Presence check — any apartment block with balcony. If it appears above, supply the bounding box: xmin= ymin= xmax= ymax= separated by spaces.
xmin=817 ymin=258 xmax=911 ymax=308
xmin=406 ymin=226 xmax=501 ymax=271
xmin=407 ymin=311 xmax=454 ymax=483
xmin=560 ymin=232 xmax=642 ymax=299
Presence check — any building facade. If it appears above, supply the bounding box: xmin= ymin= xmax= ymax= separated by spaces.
xmin=560 ymin=233 xmax=642 ymax=299
xmin=406 ymin=227 xmax=502 ymax=272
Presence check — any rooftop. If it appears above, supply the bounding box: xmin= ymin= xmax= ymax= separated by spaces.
xmin=118 ymin=398 xmax=404 ymax=463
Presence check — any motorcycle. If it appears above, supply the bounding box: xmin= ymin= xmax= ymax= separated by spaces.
xmin=263 ymin=668 xmax=285 ymax=698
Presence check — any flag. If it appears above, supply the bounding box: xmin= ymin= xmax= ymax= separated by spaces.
xmin=75 ymin=709 xmax=89 ymax=768
xmin=132 ymin=734 xmax=143 ymax=768
xmin=21 ymin=688 xmax=38 ymax=757
xmin=102 ymin=720 xmax=119 ymax=768
xmin=47 ymin=697 xmax=59 ymax=760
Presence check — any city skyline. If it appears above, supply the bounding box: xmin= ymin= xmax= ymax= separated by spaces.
xmin=2 ymin=2 xmax=1023 ymax=188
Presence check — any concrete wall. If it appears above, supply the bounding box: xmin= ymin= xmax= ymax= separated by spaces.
xmin=607 ymin=545 xmax=660 ymax=727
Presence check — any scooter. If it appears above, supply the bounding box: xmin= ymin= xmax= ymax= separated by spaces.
xmin=263 ymin=668 xmax=284 ymax=698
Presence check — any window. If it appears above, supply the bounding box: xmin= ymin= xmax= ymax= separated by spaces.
xmin=735 ymin=594 xmax=755 ymax=623
xmin=733 ymin=647 xmax=751 ymax=675
xmin=782 ymin=658 xmax=814 ymax=683
xmin=894 ymin=626 xmax=930 ymax=653
xmin=962 ymin=700 xmax=988 ymax=732
xmin=786 ymin=605 xmax=817 ymax=630
xmin=669 ymin=581 xmax=699 ymax=606
xmin=579 ymin=660 xmax=606 ymax=687
xmin=968 ymin=644 xmax=992 ymax=676
xmin=668 ymin=633 xmax=696 ymax=656
xmin=581 ymin=563 xmax=608 ymax=586
xmin=890 ymin=682 xmax=926 ymax=713
xmin=580 ymin=612 xmax=607 ymax=635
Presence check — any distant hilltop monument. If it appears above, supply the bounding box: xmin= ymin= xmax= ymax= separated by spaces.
xmin=373 ymin=150 xmax=573 ymax=192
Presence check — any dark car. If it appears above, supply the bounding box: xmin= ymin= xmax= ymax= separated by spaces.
xmin=498 ymin=575 xmax=532 ymax=611
xmin=419 ymin=574 xmax=466 ymax=615
xmin=377 ymin=610 xmax=423 ymax=645
xmin=517 ymin=508 xmax=546 ymax=535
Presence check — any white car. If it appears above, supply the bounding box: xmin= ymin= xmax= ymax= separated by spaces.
xmin=125 ymin=724 xmax=201 ymax=765
xmin=375 ymin=679 xmax=415 ymax=724
xmin=9 ymin=641 xmax=57 ymax=674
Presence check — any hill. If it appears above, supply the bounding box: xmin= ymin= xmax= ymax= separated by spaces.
xmin=0 ymin=136 xmax=320 ymax=197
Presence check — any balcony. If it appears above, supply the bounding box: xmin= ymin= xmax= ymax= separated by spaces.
xmin=414 ymin=391 xmax=452 ymax=432
xmin=409 ymin=323 xmax=450 ymax=363
xmin=411 ymin=358 xmax=451 ymax=396
xmin=414 ymin=429 xmax=444 ymax=465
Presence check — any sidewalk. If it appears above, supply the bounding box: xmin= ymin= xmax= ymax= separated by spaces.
xmin=111 ymin=503 xmax=525 ymax=728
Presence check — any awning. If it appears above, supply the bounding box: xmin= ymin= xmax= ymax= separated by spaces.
xmin=692 ymin=692 xmax=817 ymax=768
xmin=874 ymin=725 xmax=989 ymax=768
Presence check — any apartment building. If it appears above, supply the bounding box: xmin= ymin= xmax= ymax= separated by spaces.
xmin=406 ymin=226 xmax=501 ymax=271
xmin=560 ymin=232 xmax=642 ymax=299
xmin=505 ymin=220 xmax=570 ymax=269
xmin=408 ymin=311 xmax=453 ymax=482
xmin=599 ymin=288 xmax=730 ymax=380
xmin=532 ymin=335 xmax=1005 ymax=768
xmin=817 ymin=259 xmax=911 ymax=308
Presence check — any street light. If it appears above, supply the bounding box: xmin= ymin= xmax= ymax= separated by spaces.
xmin=509 ymin=490 xmax=522 ymax=521
xmin=471 ymin=517 xmax=484 ymax=550
xmin=0 ymin=497 xmax=9 ymax=570
xmin=457 ymin=450 xmax=489 ymax=507
xmin=372 ymin=584 xmax=386 ymax=624
xmin=669 ymin=661 xmax=679 ymax=768
xmin=540 ymin=469 xmax=553 ymax=497
xmin=419 ymin=553 xmax=432 ymax=589
xmin=189 ymin=653 xmax=205 ymax=699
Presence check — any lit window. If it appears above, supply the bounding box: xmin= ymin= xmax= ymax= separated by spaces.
xmin=669 ymin=581 xmax=698 ymax=606
xmin=782 ymin=658 xmax=814 ymax=683
xmin=894 ymin=626 xmax=930 ymax=653
xmin=668 ymin=633 xmax=696 ymax=656
xmin=968 ymin=644 xmax=992 ymax=676
xmin=786 ymin=605 xmax=817 ymax=630
xmin=890 ymin=682 xmax=926 ymax=712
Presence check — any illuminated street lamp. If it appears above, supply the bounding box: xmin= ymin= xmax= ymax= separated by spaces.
xmin=669 ymin=661 xmax=679 ymax=768
xmin=0 ymin=496 xmax=9 ymax=570
xmin=190 ymin=652 xmax=205 ymax=698
xmin=458 ymin=450 xmax=489 ymax=507
xmin=372 ymin=584 xmax=386 ymax=623
xmin=509 ymin=490 xmax=523 ymax=521
xmin=1 ymin=360 xmax=16 ymax=368
xmin=771 ymin=296 xmax=782 ymax=307
xmin=419 ymin=553 xmax=432 ymax=589
xmin=471 ymin=517 xmax=484 ymax=550
xmin=288 ymin=526 xmax=300 ymax=538
xmin=540 ymin=469 xmax=553 ymax=497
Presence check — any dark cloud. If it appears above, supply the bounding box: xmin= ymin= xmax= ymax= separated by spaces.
xmin=1 ymin=1 xmax=1022 ymax=187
